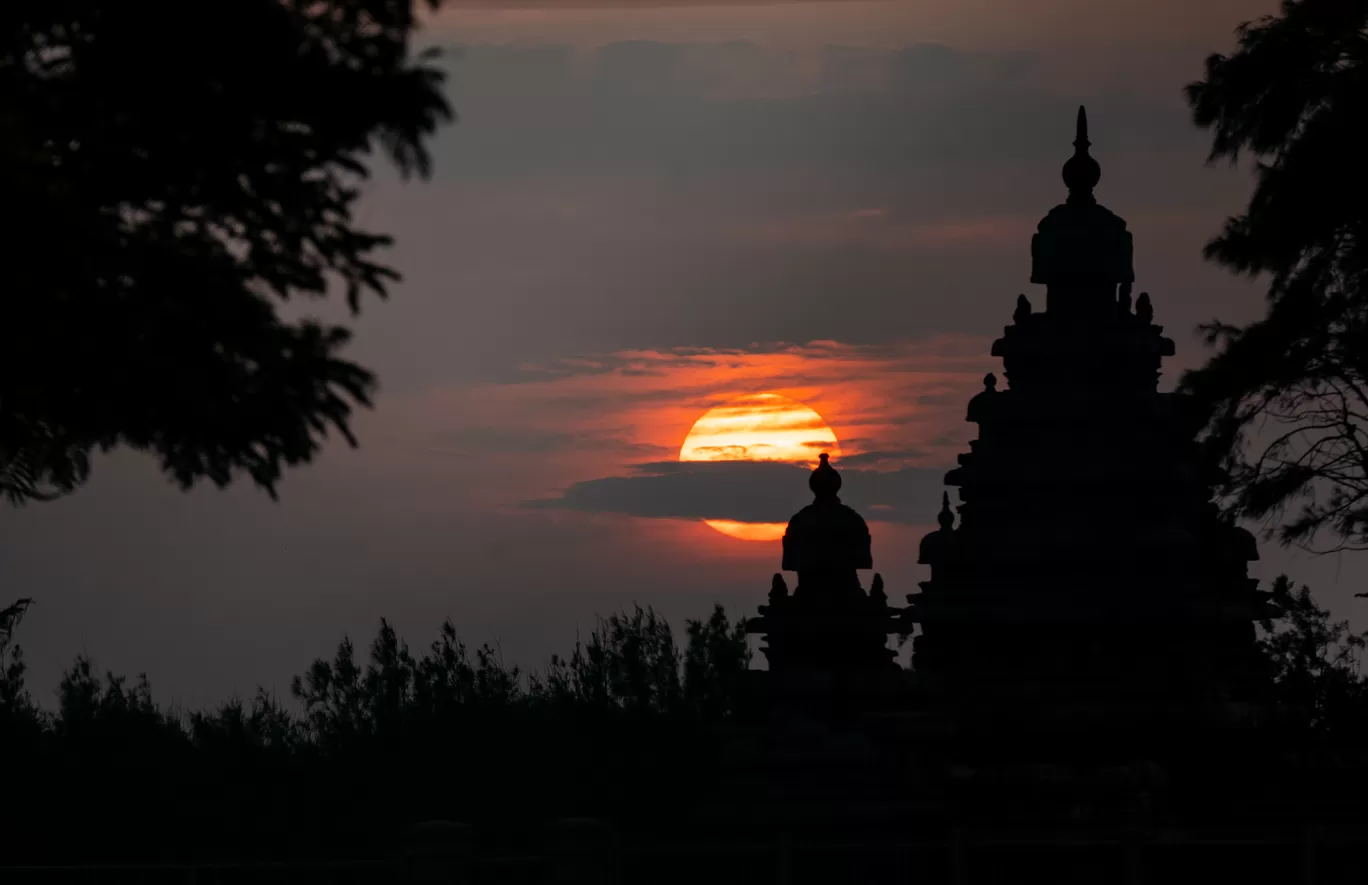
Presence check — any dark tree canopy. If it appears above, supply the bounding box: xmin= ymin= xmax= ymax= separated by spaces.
xmin=0 ymin=0 xmax=451 ymax=504
xmin=1256 ymin=575 xmax=1368 ymax=735
xmin=1180 ymin=0 xmax=1368 ymax=550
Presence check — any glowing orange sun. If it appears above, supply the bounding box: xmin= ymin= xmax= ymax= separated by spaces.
xmin=679 ymin=393 xmax=841 ymax=541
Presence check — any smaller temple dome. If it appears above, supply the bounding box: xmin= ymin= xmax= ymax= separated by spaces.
xmin=782 ymin=454 xmax=873 ymax=573
xmin=917 ymin=492 xmax=957 ymax=565
xmin=966 ymin=373 xmax=998 ymax=424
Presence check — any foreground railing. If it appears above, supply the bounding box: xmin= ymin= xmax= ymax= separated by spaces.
xmin=5 ymin=823 xmax=1368 ymax=884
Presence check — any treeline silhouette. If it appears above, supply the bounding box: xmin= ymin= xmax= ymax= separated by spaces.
xmin=3 ymin=582 xmax=1368 ymax=866
xmin=0 ymin=605 xmax=751 ymax=865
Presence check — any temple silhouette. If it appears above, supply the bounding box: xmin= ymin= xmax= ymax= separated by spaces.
xmin=748 ymin=108 xmax=1278 ymax=762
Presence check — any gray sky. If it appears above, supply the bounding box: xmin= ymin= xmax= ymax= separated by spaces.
xmin=7 ymin=0 xmax=1360 ymax=712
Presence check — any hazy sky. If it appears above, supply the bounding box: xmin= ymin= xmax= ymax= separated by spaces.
xmin=10 ymin=0 xmax=1360 ymax=711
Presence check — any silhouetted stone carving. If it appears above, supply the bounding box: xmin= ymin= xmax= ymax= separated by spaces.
xmin=870 ymin=573 xmax=887 ymax=606
xmin=965 ymin=376 xmax=998 ymax=426
xmin=1135 ymin=291 xmax=1154 ymax=325
xmin=769 ymin=573 xmax=789 ymax=604
xmin=750 ymin=453 xmax=902 ymax=716
xmin=906 ymin=107 xmax=1275 ymax=730
xmin=917 ymin=492 xmax=957 ymax=569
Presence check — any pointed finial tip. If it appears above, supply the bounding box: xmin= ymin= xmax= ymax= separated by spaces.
xmin=1074 ymin=106 xmax=1091 ymax=149
xmin=1062 ymin=105 xmax=1100 ymax=197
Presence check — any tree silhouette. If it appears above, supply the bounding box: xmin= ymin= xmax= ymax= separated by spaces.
xmin=1256 ymin=574 xmax=1368 ymax=736
xmin=682 ymin=604 xmax=751 ymax=719
xmin=0 ymin=599 xmax=37 ymax=731
xmin=1179 ymin=0 xmax=1368 ymax=551
xmin=0 ymin=601 xmax=758 ymax=863
xmin=0 ymin=597 xmax=30 ymax=656
xmin=0 ymin=0 xmax=451 ymax=504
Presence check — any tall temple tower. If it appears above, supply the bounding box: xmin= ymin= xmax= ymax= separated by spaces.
xmin=904 ymin=109 xmax=1275 ymax=721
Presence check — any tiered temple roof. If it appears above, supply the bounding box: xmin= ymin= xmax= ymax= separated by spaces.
xmin=903 ymin=108 xmax=1275 ymax=712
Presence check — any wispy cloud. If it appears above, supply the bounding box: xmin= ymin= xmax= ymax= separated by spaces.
xmin=496 ymin=337 xmax=996 ymax=464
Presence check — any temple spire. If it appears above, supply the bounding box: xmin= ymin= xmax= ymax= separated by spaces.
xmin=937 ymin=491 xmax=955 ymax=531
xmin=1061 ymin=105 xmax=1101 ymax=203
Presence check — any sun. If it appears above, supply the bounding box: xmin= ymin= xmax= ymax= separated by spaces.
xmin=679 ymin=393 xmax=841 ymax=541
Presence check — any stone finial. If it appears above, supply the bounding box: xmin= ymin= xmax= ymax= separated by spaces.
xmin=1014 ymin=294 xmax=1032 ymax=324
xmin=769 ymin=573 xmax=789 ymax=603
xmin=809 ymin=452 xmax=841 ymax=500
xmin=984 ymin=373 xmax=998 ymax=392
xmin=870 ymin=573 xmax=887 ymax=605
xmin=938 ymin=491 xmax=956 ymax=531
xmin=1136 ymin=292 xmax=1154 ymax=324
xmin=1062 ymin=105 xmax=1101 ymax=202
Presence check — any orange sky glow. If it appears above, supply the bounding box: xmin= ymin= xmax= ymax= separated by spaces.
xmin=372 ymin=335 xmax=998 ymax=542
xmin=679 ymin=392 xmax=842 ymax=541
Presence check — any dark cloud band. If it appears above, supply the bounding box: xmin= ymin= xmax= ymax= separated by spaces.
xmin=522 ymin=459 xmax=946 ymax=524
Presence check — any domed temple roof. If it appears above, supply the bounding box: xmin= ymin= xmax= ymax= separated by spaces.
xmin=782 ymin=454 xmax=873 ymax=573
xmin=1030 ymin=107 xmax=1135 ymax=309
xmin=917 ymin=491 xmax=957 ymax=566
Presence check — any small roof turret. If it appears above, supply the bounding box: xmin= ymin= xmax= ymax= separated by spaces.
xmin=966 ymin=372 xmax=999 ymax=424
xmin=917 ymin=492 xmax=957 ymax=565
